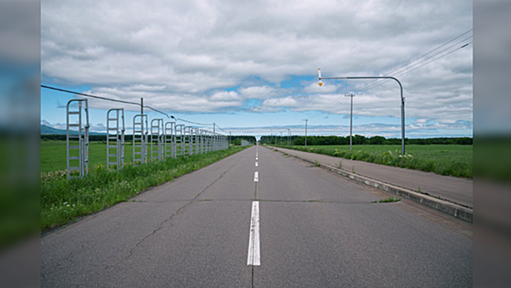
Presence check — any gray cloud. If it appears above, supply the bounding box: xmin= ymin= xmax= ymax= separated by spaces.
xmin=42 ymin=0 xmax=472 ymax=133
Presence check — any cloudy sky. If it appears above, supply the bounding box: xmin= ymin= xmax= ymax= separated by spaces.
xmin=41 ymin=0 xmax=472 ymax=139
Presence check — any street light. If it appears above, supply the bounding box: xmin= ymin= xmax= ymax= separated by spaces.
xmin=286 ymin=128 xmax=291 ymax=146
xmin=318 ymin=68 xmax=406 ymax=155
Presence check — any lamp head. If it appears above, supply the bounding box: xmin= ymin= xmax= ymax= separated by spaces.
xmin=318 ymin=68 xmax=323 ymax=86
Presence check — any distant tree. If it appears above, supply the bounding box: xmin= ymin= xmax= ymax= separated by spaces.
xmin=293 ymin=136 xmax=305 ymax=145
xmin=369 ymin=136 xmax=385 ymax=145
xmin=352 ymin=134 xmax=367 ymax=145
xmin=257 ymin=134 xmax=472 ymax=146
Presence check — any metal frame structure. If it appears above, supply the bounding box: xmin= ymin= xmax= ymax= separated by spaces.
xmin=194 ymin=128 xmax=200 ymax=155
xmin=200 ymin=129 xmax=205 ymax=154
xmin=151 ymin=118 xmax=164 ymax=162
xmin=106 ymin=108 xmax=125 ymax=171
xmin=183 ymin=126 xmax=191 ymax=155
xmin=207 ymin=131 xmax=213 ymax=152
xmin=66 ymin=99 xmax=89 ymax=180
xmin=62 ymin=97 xmax=231 ymax=178
xmin=165 ymin=121 xmax=176 ymax=159
xmin=133 ymin=114 xmax=148 ymax=165
xmin=175 ymin=124 xmax=184 ymax=156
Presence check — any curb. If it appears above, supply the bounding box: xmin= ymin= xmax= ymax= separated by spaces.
xmin=269 ymin=147 xmax=473 ymax=223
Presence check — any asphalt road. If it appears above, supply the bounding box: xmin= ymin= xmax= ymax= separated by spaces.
xmin=41 ymin=145 xmax=472 ymax=287
xmin=272 ymin=146 xmax=473 ymax=208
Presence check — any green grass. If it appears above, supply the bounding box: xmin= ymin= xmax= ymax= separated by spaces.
xmin=41 ymin=140 xmax=135 ymax=172
xmin=41 ymin=145 xmax=247 ymax=231
xmin=373 ymin=196 xmax=401 ymax=203
xmin=41 ymin=140 xmax=194 ymax=172
xmin=277 ymin=144 xmax=472 ymax=179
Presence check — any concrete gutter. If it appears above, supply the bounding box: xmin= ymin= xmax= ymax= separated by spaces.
xmin=269 ymin=147 xmax=473 ymax=223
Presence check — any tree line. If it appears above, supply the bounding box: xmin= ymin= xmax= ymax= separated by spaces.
xmin=229 ymin=135 xmax=257 ymax=145
xmin=259 ymin=135 xmax=472 ymax=145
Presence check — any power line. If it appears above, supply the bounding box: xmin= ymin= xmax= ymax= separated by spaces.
xmin=41 ymin=84 xmax=172 ymax=118
xmin=382 ymin=29 xmax=472 ymax=77
xmin=214 ymin=123 xmax=229 ymax=134
xmin=308 ymin=30 xmax=472 ymax=118
xmin=351 ymin=30 xmax=473 ymax=92
xmin=392 ymin=41 xmax=472 ymax=77
xmin=351 ymin=34 xmax=473 ymax=93
xmin=384 ymin=36 xmax=472 ymax=78
xmin=42 ymin=84 xmax=229 ymax=130
xmin=42 ymin=85 xmax=140 ymax=105
xmin=323 ymin=39 xmax=471 ymax=114
xmin=352 ymin=38 xmax=472 ymax=93
xmin=322 ymin=40 xmax=471 ymax=117
xmin=174 ymin=117 xmax=210 ymax=126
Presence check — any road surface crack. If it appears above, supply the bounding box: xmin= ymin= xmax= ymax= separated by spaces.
xmin=251 ymin=266 xmax=255 ymax=288
xmin=121 ymin=158 xmax=240 ymax=261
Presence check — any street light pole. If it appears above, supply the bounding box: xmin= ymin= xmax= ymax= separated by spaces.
xmin=318 ymin=68 xmax=405 ymax=155
xmin=345 ymin=93 xmax=355 ymax=150
xmin=287 ymin=128 xmax=291 ymax=146
xmin=303 ymin=119 xmax=308 ymax=147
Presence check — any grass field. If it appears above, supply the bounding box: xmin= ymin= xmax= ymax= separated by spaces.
xmin=40 ymin=141 xmax=248 ymax=230
xmin=277 ymin=144 xmax=472 ymax=179
xmin=41 ymin=140 xmax=135 ymax=172
xmin=41 ymin=145 xmax=246 ymax=231
xmin=41 ymin=140 xmax=190 ymax=172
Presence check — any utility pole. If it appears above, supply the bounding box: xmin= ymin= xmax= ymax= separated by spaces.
xmin=345 ymin=93 xmax=355 ymax=150
xmin=280 ymin=131 xmax=283 ymax=145
xmin=141 ymin=98 xmax=144 ymax=115
xmin=303 ymin=119 xmax=308 ymax=147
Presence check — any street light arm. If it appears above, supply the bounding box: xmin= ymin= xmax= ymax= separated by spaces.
xmin=321 ymin=76 xmax=402 ymax=97
xmin=318 ymin=71 xmax=405 ymax=154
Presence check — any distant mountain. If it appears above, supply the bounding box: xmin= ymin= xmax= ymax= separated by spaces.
xmin=41 ymin=125 xmax=104 ymax=135
xmin=41 ymin=124 xmax=65 ymax=134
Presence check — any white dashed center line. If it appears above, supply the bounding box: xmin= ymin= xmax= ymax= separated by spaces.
xmin=255 ymin=162 xmax=258 ymax=167
xmin=247 ymin=201 xmax=261 ymax=266
xmin=254 ymin=171 xmax=259 ymax=182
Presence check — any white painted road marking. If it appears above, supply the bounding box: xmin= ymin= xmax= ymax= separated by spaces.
xmin=255 ymin=162 xmax=258 ymax=167
xmin=254 ymin=171 xmax=259 ymax=182
xmin=247 ymin=201 xmax=261 ymax=266
xmin=256 ymin=157 xmax=258 ymax=160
